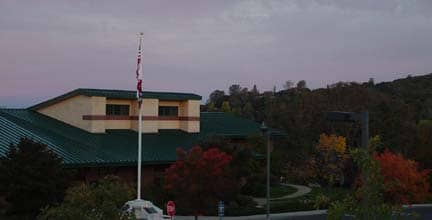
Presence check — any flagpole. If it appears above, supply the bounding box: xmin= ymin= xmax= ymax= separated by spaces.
xmin=125 ymin=32 xmax=163 ymax=220
xmin=137 ymin=100 xmax=142 ymax=200
xmin=137 ymin=33 xmax=144 ymax=200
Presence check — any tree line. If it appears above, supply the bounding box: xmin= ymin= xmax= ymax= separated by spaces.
xmin=202 ymin=73 xmax=432 ymax=168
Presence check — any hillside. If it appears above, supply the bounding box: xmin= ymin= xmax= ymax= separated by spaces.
xmin=203 ymin=73 xmax=432 ymax=167
xmin=376 ymin=73 xmax=432 ymax=120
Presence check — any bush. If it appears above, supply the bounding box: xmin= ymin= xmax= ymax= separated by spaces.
xmin=225 ymin=195 xmax=260 ymax=216
xmin=38 ymin=175 xmax=134 ymax=220
xmin=312 ymin=194 xmax=330 ymax=210
xmin=0 ymin=138 xmax=69 ymax=218
xmin=241 ymin=181 xmax=266 ymax=197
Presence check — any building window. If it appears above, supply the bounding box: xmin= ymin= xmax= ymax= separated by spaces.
xmin=159 ymin=106 xmax=178 ymax=117
xmin=106 ymin=104 xmax=130 ymax=116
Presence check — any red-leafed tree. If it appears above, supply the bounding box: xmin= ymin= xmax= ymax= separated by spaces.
xmin=374 ymin=149 xmax=431 ymax=204
xmin=164 ymin=146 xmax=238 ymax=219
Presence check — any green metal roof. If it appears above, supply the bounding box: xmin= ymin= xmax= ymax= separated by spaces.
xmin=29 ymin=88 xmax=202 ymax=110
xmin=0 ymin=109 xmax=261 ymax=167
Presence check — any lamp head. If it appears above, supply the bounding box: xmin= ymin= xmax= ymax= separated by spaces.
xmin=260 ymin=121 xmax=268 ymax=134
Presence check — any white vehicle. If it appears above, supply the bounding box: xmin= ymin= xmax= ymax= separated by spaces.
xmin=122 ymin=199 xmax=170 ymax=220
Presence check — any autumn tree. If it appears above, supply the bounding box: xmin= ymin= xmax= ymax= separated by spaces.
xmin=374 ymin=149 xmax=431 ymax=204
xmin=303 ymin=134 xmax=351 ymax=186
xmin=164 ymin=146 xmax=238 ymax=219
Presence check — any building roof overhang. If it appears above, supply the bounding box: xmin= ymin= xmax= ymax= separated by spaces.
xmin=29 ymin=88 xmax=202 ymax=110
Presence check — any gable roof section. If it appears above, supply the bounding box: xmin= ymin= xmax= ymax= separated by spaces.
xmin=0 ymin=109 xmax=261 ymax=167
xmin=29 ymin=88 xmax=202 ymax=110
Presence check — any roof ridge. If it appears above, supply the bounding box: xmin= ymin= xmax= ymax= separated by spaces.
xmin=0 ymin=108 xmax=27 ymax=111
xmin=29 ymin=88 xmax=202 ymax=110
xmin=76 ymin=88 xmax=201 ymax=96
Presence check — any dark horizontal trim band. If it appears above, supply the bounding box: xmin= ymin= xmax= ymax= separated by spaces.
xmin=82 ymin=115 xmax=200 ymax=121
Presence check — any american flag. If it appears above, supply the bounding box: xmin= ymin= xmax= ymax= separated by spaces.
xmin=136 ymin=33 xmax=143 ymax=103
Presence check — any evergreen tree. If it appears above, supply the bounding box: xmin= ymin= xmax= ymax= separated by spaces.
xmin=251 ymin=84 xmax=259 ymax=96
xmin=0 ymin=138 xmax=69 ymax=218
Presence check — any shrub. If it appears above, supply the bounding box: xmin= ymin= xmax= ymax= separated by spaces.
xmin=312 ymin=194 xmax=331 ymax=210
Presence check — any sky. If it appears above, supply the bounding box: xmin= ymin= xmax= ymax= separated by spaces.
xmin=1 ymin=0 xmax=432 ymax=107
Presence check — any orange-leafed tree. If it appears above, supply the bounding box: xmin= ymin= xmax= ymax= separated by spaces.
xmin=164 ymin=146 xmax=238 ymax=219
xmin=374 ymin=149 xmax=431 ymax=204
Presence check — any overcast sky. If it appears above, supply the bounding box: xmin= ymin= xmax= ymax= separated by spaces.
xmin=1 ymin=0 xmax=432 ymax=107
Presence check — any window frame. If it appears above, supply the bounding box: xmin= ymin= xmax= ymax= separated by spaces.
xmin=158 ymin=106 xmax=179 ymax=117
xmin=106 ymin=104 xmax=130 ymax=116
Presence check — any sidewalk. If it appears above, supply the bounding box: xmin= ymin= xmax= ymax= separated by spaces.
xmin=253 ymin=183 xmax=312 ymax=207
xmin=175 ymin=210 xmax=326 ymax=220
xmin=174 ymin=204 xmax=432 ymax=220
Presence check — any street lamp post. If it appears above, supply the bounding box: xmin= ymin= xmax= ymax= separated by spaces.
xmin=260 ymin=122 xmax=270 ymax=220
xmin=326 ymin=111 xmax=369 ymax=208
xmin=325 ymin=111 xmax=369 ymax=149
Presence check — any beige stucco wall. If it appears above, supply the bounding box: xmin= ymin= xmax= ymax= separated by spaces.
xmin=37 ymin=95 xmax=200 ymax=134
xmin=131 ymin=99 xmax=159 ymax=133
xmin=37 ymin=95 xmax=106 ymax=133
xmin=179 ymin=100 xmax=200 ymax=133
xmin=186 ymin=100 xmax=200 ymax=117
xmin=159 ymin=120 xmax=180 ymax=130
xmin=90 ymin=96 xmax=107 ymax=132
xmin=159 ymin=101 xmax=180 ymax=107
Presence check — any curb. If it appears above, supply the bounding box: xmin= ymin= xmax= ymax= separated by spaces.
xmin=175 ymin=204 xmax=432 ymax=220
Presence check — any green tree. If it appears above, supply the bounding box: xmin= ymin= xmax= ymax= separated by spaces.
xmin=221 ymin=101 xmax=231 ymax=112
xmin=242 ymin=102 xmax=254 ymax=119
xmin=296 ymin=80 xmax=307 ymax=89
xmin=229 ymin=84 xmax=241 ymax=96
xmin=251 ymin=84 xmax=259 ymax=96
xmin=208 ymin=90 xmax=225 ymax=108
xmin=206 ymin=101 xmax=216 ymax=112
xmin=415 ymin=120 xmax=432 ymax=168
xmin=0 ymin=138 xmax=69 ymax=219
xmin=283 ymin=80 xmax=294 ymax=90
xmin=39 ymin=175 xmax=134 ymax=220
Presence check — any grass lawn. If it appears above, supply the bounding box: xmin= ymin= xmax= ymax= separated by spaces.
xmin=227 ymin=187 xmax=353 ymax=216
xmin=269 ymin=187 xmax=353 ymax=213
xmin=270 ymin=184 xmax=298 ymax=198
